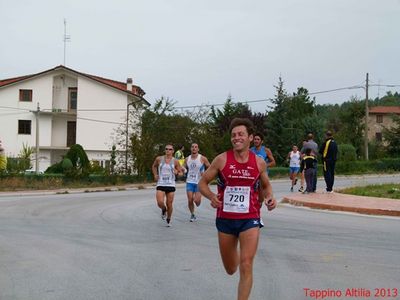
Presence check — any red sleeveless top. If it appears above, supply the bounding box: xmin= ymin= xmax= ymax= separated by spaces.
xmin=217 ymin=150 xmax=261 ymax=219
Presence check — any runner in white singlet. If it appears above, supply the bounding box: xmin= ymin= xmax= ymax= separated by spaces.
xmin=287 ymin=145 xmax=301 ymax=192
xmin=184 ymin=143 xmax=210 ymax=222
xmin=152 ymin=144 xmax=183 ymax=227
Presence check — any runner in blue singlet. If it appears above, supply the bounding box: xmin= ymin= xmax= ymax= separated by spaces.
xmin=250 ymin=132 xmax=276 ymax=172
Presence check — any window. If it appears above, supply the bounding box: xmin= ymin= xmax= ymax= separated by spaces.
xmin=67 ymin=121 xmax=76 ymax=146
xmin=18 ymin=120 xmax=32 ymax=134
xmin=69 ymin=88 xmax=77 ymax=111
xmin=375 ymin=132 xmax=382 ymax=142
xmin=19 ymin=89 xmax=32 ymax=102
xmin=376 ymin=115 xmax=383 ymax=123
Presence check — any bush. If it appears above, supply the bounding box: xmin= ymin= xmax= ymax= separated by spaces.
xmin=44 ymin=144 xmax=91 ymax=178
xmin=6 ymin=157 xmax=31 ymax=174
xmin=335 ymin=158 xmax=400 ymax=174
xmin=338 ymin=144 xmax=356 ymax=162
xmin=368 ymin=141 xmax=387 ymax=160
xmin=45 ymin=162 xmax=63 ymax=173
xmin=0 ymin=173 xmax=145 ymax=191
xmin=374 ymin=158 xmax=400 ymax=172
xmin=268 ymin=167 xmax=289 ymax=178
xmin=61 ymin=158 xmax=73 ymax=170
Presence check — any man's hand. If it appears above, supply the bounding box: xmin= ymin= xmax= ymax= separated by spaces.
xmin=209 ymin=193 xmax=222 ymax=208
xmin=265 ymin=197 xmax=277 ymax=211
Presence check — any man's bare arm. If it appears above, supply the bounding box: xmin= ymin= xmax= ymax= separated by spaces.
xmin=174 ymin=160 xmax=184 ymax=176
xmin=266 ymin=148 xmax=276 ymax=168
xmin=256 ymin=157 xmax=277 ymax=211
xmin=198 ymin=153 xmax=225 ymax=208
xmin=152 ymin=157 xmax=160 ymax=181
xmin=202 ymin=156 xmax=211 ymax=170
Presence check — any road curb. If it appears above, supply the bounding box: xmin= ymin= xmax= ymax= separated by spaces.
xmin=282 ymin=194 xmax=400 ymax=217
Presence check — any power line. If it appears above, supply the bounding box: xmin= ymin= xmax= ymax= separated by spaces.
xmin=0 ymin=105 xmax=31 ymax=112
xmin=308 ymin=85 xmax=364 ymax=95
xmin=77 ymin=116 xmax=124 ymax=125
xmin=369 ymin=84 xmax=400 ymax=88
xmin=0 ymin=112 xmax=30 ymax=116
xmin=173 ymin=84 xmax=370 ymax=109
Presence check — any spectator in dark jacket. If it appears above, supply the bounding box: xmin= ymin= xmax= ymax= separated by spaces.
xmin=319 ymin=131 xmax=338 ymax=193
xmin=300 ymin=133 xmax=318 ymax=192
xmin=300 ymin=148 xmax=317 ymax=194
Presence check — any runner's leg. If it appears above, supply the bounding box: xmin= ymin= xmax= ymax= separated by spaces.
xmin=193 ymin=191 xmax=201 ymax=207
xmin=238 ymin=227 xmax=260 ymax=300
xmin=166 ymin=191 xmax=175 ymax=220
xmin=156 ymin=190 xmax=166 ymax=211
xmin=187 ymin=190 xmax=194 ymax=215
xmin=218 ymin=232 xmax=239 ymax=275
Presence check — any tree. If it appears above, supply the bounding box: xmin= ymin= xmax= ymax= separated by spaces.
xmin=334 ymin=98 xmax=365 ymax=157
xmin=315 ymin=103 xmax=341 ymax=135
xmin=265 ymin=77 xmax=316 ymax=162
xmin=209 ymin=95 xmax=268 ymax=154
xmin=382 ymin=114 xmax=400 ymax=157
xmin=372 ymin=91 xmax=400 ymax=106
xmin=116 ymin=96 xmax=213 ymax=177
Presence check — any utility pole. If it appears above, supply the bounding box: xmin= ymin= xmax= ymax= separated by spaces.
xmin=34 ymin=103 xmax=40 ymax=174
xmin=364 ymin=73 xmax=369 ymax=161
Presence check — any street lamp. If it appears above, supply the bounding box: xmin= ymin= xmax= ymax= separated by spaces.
xmin=30 ymin=102 xmax=40 ymax=174
xmin=364 ymin=73 xmax=369 ymax=161
xmin=125 ymin=101 xmax=135 ymax=174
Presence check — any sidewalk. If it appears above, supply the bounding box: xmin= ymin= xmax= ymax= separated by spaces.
xmin=282 ymin=191 xmax=400 ymax=217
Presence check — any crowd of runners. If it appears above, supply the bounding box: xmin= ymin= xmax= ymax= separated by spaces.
xmin=151 ymin=117 xmax=337 ymax=300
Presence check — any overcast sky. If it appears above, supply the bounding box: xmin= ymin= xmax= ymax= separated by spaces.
xmin=1 ymin=0 xmax=399 ymax=112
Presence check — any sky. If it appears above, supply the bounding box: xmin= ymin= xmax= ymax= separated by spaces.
xmin=1 ymin=0 xmax=400 ymax=112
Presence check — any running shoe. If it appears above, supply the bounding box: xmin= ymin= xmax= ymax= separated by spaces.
xmin=190 ymin=214 xmax=196 ymax=222
xmin=298 ymin=186 xmax=304 ymax=192
xmin=290 ymin=187 xmax=293 ymax=192
xmin=166 ymin=218 xmax=171 ymax=227
xmin=161 ymin=208 xmax=167 ymax=220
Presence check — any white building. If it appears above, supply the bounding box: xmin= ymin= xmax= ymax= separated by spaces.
xmin=0 ymin=65 xmax=149 ymax=172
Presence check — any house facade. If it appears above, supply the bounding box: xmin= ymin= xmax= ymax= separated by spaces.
xmin=367 ymin=106 xmax=400 ymax=143
xmin=0 ymin=65 xmax=149 ymax=172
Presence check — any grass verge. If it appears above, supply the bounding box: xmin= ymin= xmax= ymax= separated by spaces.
xmin=339 ymin=183 xmax=400 ymax=200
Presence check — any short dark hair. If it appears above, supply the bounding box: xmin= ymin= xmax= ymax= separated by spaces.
xmin=307 ymin=133 xmax=314 ymax=141
xmin=326 ymin=130 xmax=333 ymax=137
xmin=305 ymin=148 xmax=312 ymax=155
xmin=254 ymin=132 xmax=264 ymax=140
xmin=229 ymin=118 xmax=255 ymax=136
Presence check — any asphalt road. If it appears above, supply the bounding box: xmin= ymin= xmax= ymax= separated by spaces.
xmin=0 ymin=174 xmax=399 ymax=300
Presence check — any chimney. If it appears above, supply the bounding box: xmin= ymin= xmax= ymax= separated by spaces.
xmin=126 ymin=78 xmax=133 ymax=91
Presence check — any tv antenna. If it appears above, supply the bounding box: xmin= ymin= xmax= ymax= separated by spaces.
xmin=63 ymin=18 xmax=71 ymax=66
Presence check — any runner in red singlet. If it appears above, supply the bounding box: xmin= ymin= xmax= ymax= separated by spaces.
xmin=199 ymin=118 xmax=277 ymax=300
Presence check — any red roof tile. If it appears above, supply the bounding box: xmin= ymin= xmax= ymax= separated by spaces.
xmin=369 ymin=106 xmax=400 ymax=114
xmin=0 ymin=75 xmax=32 ymax=87
xmin=0 ymin=65 xmax=147 ymax=103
